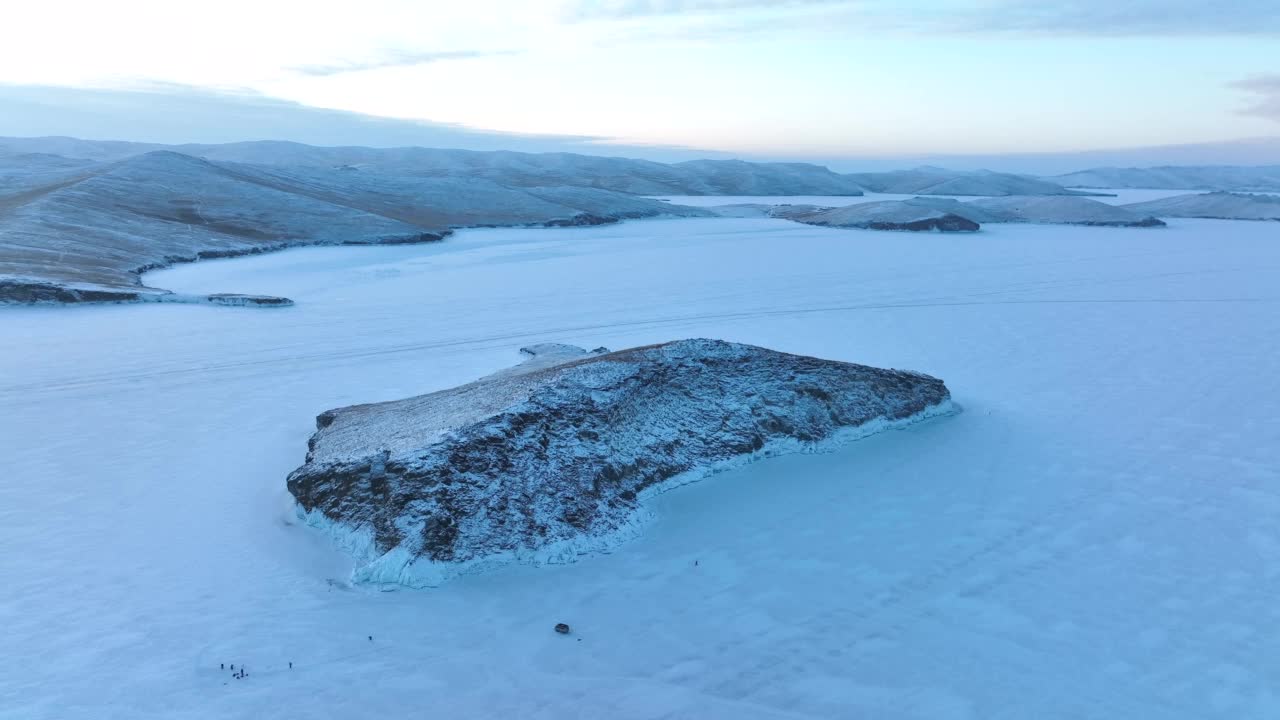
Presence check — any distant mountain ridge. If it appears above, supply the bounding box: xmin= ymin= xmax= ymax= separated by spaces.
xmin=1048 ymin=166 xmax=1280 ymax=192
xmin=0 ymin=137 xmax=868 ymax=197
xmin=844 ymin=168 xmax=1107 ymax=197
xmin=24 ymin=136 xmax=1255 ymax=199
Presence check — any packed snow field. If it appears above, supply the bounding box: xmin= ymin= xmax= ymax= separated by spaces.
xmin=3 ymin=213 xmax=1280 ymax=719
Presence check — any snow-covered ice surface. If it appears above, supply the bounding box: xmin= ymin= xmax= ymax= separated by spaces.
xmin=4 ymin=216 xmax=1280 ymax=719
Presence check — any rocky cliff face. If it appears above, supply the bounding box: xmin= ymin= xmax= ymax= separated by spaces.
xmin=288 ymin=339 xmax=953 ymax=586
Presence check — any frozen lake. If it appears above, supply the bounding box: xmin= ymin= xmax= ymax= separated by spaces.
xmin=3 ymin=216 xmax=1279 ymax=719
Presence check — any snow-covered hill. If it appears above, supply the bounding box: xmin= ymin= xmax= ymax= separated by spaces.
xmin=844 ymin=168 xmax=1099 ymax=196
xmin=1049 ymin=166 xmax=1280 ymax=192
xmin=288 ymin=339 xmax=952 ymax=587
xmin=0 ymin=151 xmax=708 ymax=303
xmin=966 ymin=196 xmax=1165 ymax=227
xmin=1122 ymin=191 xmax=1280 ymax=221
xmin=0 ymin=136 xmax=867 ymax=197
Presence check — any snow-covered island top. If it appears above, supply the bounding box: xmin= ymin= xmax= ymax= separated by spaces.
xmin=288 ymin=339 xmax=953 ymax=587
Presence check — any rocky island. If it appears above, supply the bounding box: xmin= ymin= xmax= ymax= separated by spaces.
xmin=733 ymin=196 xmax=1165 ymax=231
xmin=287 ymin=339 xmax=953 ymax=587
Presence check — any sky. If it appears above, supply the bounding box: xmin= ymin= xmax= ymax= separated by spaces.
xmin=1 ymin=0 xmax=1278 ymax=166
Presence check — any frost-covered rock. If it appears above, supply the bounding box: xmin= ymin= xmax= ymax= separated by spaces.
xmin=202 ymin=293 xmax=294 ymax=307
xmin=287 ymin=339 xmax=952 ymax=586
xmin=0 ymin=278 xmax=144 ymax=304
xmin=1122 ymin=192 xmax=1280 ymax=221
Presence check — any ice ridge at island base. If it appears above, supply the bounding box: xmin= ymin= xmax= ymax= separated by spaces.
xmin=288 ymin=339 xmax=955 ymax=588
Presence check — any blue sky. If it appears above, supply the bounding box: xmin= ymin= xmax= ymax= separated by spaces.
xmin=1 ymin=0 xmax=1277 ymax=162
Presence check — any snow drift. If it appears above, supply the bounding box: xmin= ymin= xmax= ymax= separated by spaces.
xmin=287 ymin=339 xmax=953 ymax=587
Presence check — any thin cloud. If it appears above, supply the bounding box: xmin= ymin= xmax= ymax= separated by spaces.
xmin=953 ymin=0 xmax=1280 ymax=36
xmin=291 ymin=49 xmax=520 ymax=78
xmin=1234 ymin=75 xmax=1280 ymax=123
xmin=565 ymin=0 xmax=1280 ymax=36
xmin=566 ymin=0 xmax=854 ymax=21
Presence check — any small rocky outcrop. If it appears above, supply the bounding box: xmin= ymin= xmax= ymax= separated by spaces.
xmin=0 ymin=279 xmax=143 ymax=304
xmin=863 ymin=214 xmax=980 ymax=232
xmin=540 ymin=213 xmax=619 ymax=227
xmin=203 ymin=293 xmax=294 ymax=307
xmin=287 ymin=339 xmax=952 ymax=586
